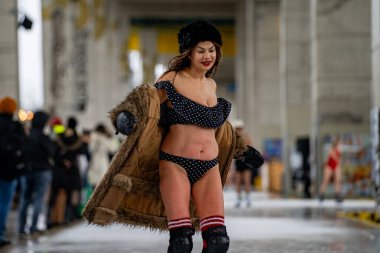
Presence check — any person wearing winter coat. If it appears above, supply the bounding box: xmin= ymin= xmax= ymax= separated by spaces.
xmin=87 ymin=123 xmax=118 ymax=189
xmin=18 ymin=111 xmax=56 ymax=235
xmin=0 ymin=97 xmax=26 ymax=247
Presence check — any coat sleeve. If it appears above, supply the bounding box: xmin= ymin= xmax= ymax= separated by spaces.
xmin=234 ymin=130 xmax=248 ymax=159
xmin=108 ymin=84 xmax=151 ymax=132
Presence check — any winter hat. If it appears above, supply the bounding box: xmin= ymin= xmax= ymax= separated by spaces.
xmin=0 ymin=96 xmax=17 ymax=114
xmin=50 ymin=116 xmax=63 ymax=126
xmin=67 ymin=116 xmax=78 ymax=129
xmin=178 ymin=20 xmax=223 ymax=53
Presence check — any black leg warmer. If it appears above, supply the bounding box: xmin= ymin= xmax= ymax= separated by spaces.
xmin=202 ymin=226 xmax=230 ymax=253
xmin=167 ymin=227 xmax=195 ymax=253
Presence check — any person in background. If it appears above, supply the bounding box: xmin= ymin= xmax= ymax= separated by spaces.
xmin=18 ymin=111 xmax=56 ymax=235
xmin=47 ymin=116 xmax=68 ymax=228
xmin=233 ymin=120 xmax=253 ymax=208
xmin=319 ymin=136 xmax=343 ymax=203
xmin=55 ymin=116 xmax=84 ymax=222
xmin=0 ymin=97 xmax=26 ymax=247
xmin=87 ymin=123 xmax=118 ymax=189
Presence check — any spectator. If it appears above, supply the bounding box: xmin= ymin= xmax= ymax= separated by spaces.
xmin=47 ymin=116 xmax=68 ymax=228
xmin=55 ymin=116 xmax=84 ymax=222
xmin=0 ymin=97 xmax=27 ymax=247
xmin=18 ymin=111 xmax=55 ymax=235
xmin=87 ymin=123 xmax=118 ymax=189
xmin=233 ymin=120 xmax=253 ymax=208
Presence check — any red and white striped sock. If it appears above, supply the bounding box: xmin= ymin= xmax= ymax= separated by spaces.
xmin=200 ymin=215 xmax=225 ymax=232
xmin=168 ymin=217 xmax=192 ymax=230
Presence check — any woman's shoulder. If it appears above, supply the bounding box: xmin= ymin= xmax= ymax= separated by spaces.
xmin=207 ymin=77 xmax=217 ymax=91
xmin=156 ymin=71 xmax=176 ymax=83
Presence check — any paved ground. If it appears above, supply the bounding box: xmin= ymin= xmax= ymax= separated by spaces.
xmin=1 ymin=190 xmax=379 ymax=253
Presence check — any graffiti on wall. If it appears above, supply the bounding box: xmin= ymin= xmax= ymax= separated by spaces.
xmin=73 ymin=30 xmax=89 ymax=112
xmin=51 ymin=9 xmax=66 ymax=114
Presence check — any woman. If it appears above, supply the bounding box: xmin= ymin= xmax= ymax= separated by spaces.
xmin=233 ymin=120 xmax=253 ymax=208
xmin=319 ymin=136 xmax=343 ymax=203
xmin=153 ymin=20 xmax=231 ymax=252
xmin=83 ymin=20 xmax=263 ymax=253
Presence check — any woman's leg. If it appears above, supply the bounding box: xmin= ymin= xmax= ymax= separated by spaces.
xmin=243 ymin=169 xmax=252 ymax=194
xmin=334 ymin=167 xmax=344 ymax=202
xmin=192 ymin=167 xmax=224 ymax=219
xmin=319 ymin=166 xmax=332 ymax=194
xmin=243 ymin=169 xmax=252 ymax=206
xmin=234 ymin=171 xmax=242 ymax=207
xmin=192 ymin=166 xmax=229 ymax=253
xmin=319 ymin=166 xmax=333 ymax=202
xmin=159 ymin=160 xmax=191 ymax=220
xmin=334 ymin=167 xmax=342 ymax=193
xmin=159 ymin=161 xmax=193 ymax=253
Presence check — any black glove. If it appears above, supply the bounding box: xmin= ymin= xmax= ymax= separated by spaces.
xmin=115 ymin=111 xmax=136 ymax=135
xmin=237 ymin=145 xmax=264 ymax=169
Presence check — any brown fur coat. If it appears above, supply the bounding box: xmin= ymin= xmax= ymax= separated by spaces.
xmin=82 ymin=84 xmax=246 ymax=231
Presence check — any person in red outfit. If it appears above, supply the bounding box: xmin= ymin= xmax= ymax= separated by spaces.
xmin=319 ymin=136 xmax=343 ymax=203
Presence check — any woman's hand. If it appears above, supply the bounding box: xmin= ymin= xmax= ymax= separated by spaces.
xmin=237 ymin=145 xmax=264 ymax=169
xmin=115 ymin=111 xmax=136 ymax=135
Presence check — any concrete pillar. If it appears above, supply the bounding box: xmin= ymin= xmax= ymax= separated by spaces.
xmin=372 ymin=0 xmax=380 ymax=108
xmin=235 ymin=0 xmax=245 ymax=121
xmin=279 ymin=0 xmax=290 ymax=197
xmin=0 ymin=0 xmax=19 ymax=100
xmin=279 ymin=0 xmax=311 ymax=196
xmin=236 ymin=0 xmax=280 ymax=150
xmin=310 ymin=0 xmax=371 ymax=189
xmin=310 ymin=0 xmax=320 ymax=192
xmin=235 ymin=0 xmax=256 ymax=131
xmin=371 ymin=0 xmax=380 ymax=209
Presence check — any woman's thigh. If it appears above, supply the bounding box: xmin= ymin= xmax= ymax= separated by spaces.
xmin=191 ymin=166 xmax=224 ymax=220
xmin=159 ymin=160 xmax=191 ymax=220
xmin=334 ymin=167 xmax=342 ymax=182
xmin=323 ymin=167 xmax=333 ymax=181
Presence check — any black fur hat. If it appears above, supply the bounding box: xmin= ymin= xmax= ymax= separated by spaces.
xmin=178 ymin=20 xmax=223 ymax=53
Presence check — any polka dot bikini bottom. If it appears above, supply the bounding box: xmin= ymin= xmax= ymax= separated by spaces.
xmin=159 ymin=151 xmax=218 ymax=185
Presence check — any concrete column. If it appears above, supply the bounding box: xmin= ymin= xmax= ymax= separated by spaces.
xmin=280 ymin=0 xmax=311 ymax=196
xmin=235 ymin=0 xmax=255 ymax=134
xmin=371 ymin=0 xmax=380 ymax=209
xmin=236 ymin=0 xmax=280 ymax=150
xmin=0 ymin=0 xmax=19 ymax=99
xmin=235 ymin=0 xmax=246 ymax=121
xmin=279 ymin=0 xmax=290 ymax=196
xmin=310 ymin=0 xmax=320 ymax=192
xmin=243 ymin=0 xmax=255 ymax=134
xmin=372 ymin=0 xmax=380 ymax=108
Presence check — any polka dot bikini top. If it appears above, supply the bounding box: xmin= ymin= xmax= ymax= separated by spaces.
xmin=154 ymin=80 xmax=231 ymax=129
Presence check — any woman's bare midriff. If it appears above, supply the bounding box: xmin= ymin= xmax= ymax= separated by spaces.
xmin=160 ymin=124 xmax=218 ymax=160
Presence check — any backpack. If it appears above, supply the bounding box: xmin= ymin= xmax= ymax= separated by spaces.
xmin=0 ymin=122 xmax=29 ymax=180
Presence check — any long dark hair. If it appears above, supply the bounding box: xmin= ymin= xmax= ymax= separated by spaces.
xmin=163 ymin=43 xmax=222 ymax=78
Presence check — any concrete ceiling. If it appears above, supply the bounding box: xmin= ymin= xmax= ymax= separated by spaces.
xmin=121 ymin=0 xmax=236 ymax=18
